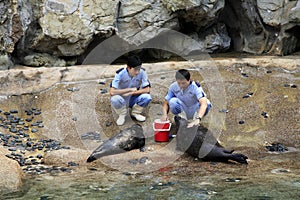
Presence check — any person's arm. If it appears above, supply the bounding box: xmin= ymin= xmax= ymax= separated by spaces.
xmin=196 ymin=97 xmax=208 ymax=119
xmin=110 ymin=87 xmax=137 ymax=96
xmin=161 ymin=100 xmax=170 ymax=121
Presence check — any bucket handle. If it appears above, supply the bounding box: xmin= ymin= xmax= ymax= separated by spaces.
xmin=153 ymin=123 xmax=172 ymax=132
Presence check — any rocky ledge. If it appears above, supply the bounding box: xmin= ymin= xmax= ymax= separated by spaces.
xmin=0 ymin=56 xmax=299 ymax=194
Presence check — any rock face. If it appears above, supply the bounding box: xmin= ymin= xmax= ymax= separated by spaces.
xmin=0 ymin=147 xmax=23 ymax=194
xmin=220 ymin=0 xmax=300 ymax=55
xmin=0 ymin=0 xmax=300 ymax=68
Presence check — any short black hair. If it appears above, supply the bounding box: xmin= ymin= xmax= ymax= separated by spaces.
xmin=175 ymin=69 xmax=190 ymax=80
xmin=127 ymin=55 xmax=142 ymax=68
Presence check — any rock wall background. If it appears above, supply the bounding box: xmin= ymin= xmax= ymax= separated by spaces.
xmin=1 ymin=0 xmax=300 ymax=69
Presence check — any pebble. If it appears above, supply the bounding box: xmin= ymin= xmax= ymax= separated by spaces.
xmin=36 ymin=154 xmax=43 ymax=159
xmin=140 ymin=147 xmax=146 ymax=152
xmin=81 ymin=132 xmax=101 ymax=141
xmin=261 ymin=111 xmax=269 ymax=118
xmin=271 ymin=168 xmax=290 ymax=174
xmin=31 ymin=128 xmax=38 ymax=133
xmin=243 ymin=92 xmax=253 ymax=98
xmin=99 ymin=79 xmax=106 ymax=85
xmin=105 ymin=121 xmax=112 ymax=127
xmin=67 ymin=162 xmax=79 ymax=167
xmin=241 ymin=73 xmax=248 ymax=77
xmin=225 ymin=178 xmax=242 ymax=182
xmin=265 ymin=143 xmax=288 ymax=152
xmin=238 ymin=120 xmax=245 ymax=124
xmin=10 ymin=109 xmax=18 ymax=114
xmin=67 ymin=87 xmax=80 ymax=92
xmin=129 ymin=158 xmax=140 ymax=165
xmin=284 ymin=83 xmax=297 ymax=88
xmin=100 ymin=88 xmax=108 ymax=94
xmin=219 ymin=109 xmax=229 ymax=113
xmin=139 ymin=156 xmax=148 ymax=164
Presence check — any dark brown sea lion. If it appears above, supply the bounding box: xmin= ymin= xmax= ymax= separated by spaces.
xmin=175 ymin=116 xmax=248 ymax=164
xmin=87 ymin=124 xmax=145 ymax=163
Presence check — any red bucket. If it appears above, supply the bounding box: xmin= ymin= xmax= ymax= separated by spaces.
xmin=153 ymin=119 xmax=172 ymax=142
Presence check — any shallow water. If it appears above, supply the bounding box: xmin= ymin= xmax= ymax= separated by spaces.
xmin=2 ymin=150 xmax=299 ymax=200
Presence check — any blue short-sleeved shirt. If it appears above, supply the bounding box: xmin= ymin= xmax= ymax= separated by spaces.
xmin=111 ymin=68 xmax=150 ymax=89
xmin=165 ymin=81 xmax=207 ymax=107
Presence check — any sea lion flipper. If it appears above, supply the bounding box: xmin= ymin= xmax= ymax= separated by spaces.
xmin=230 ymin=153 xmax=248 ymax=164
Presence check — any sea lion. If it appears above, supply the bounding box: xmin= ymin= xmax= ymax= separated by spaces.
xmin=87 ymin=124 xmax=145 ymax=163
xmin=175 ymin=116 xmax=248 ymax=164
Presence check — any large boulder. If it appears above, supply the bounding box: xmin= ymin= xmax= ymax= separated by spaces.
xmin=43 ymin=147 xmax=91 ymax=166
xmin=221 ymin=0 xmax=300 ymax=55
xmin=0 ymin=147 xmax=23 ymax=194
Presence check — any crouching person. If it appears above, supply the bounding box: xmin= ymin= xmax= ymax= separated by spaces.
xmin=110 ymin=55 xmax=152 ymax=126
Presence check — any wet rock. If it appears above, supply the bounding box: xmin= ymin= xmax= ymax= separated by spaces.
xmin=243 ymin=92 xmax=253 ymax=98
xmin=10 ymin=109 xmax=18 ymax=114
xmin=67 ymin=161 xmax=79 ymax=167
xmin=105 ymin=121 xmax=112 ymax=127
xmin=140 ymin=147 xmax=146 ymax=152
xmin=284 ymin=83 xmax=297 ymax=88
xmin=99 ymin=80 xmax=106 ymax=85
xmin=0 ymin=146 xmax=23 ymax=194
xmin=31 ymin=128 xmax=38 ymax=133
xmin=43 ymin=148 xmax=90 ymax=165
xmin=271 ymin=168 xmax=290 ymax=174
xmin=22 ymin=165 xmax=72 ymax=175
xmin=149 ymin=181 xmax=175 ymax=190
xmin=238 ymin=120 xmax=245 ymax=124
xmin=139 ymin=156 xmax=148 ymax=164
xmin=81 ymin=132 xmax=101 ymax=141
xmin=219 ymin=109 xmax=229 ymax=113
xmin=241 ymin=72 xmax=248 ymax=77
xmin=100 ymin=88 xmax=108 ymax=94
xmin=128 ymin=159 xmax=139 ymax=165
xmin=261 ymin=111 xmax=269 ymax=118
xmin=225 ymin=178 xmax=242 ymax=182
xmin=67 ymin=87 xmax=80 ymax=92
xmin=265 ymin=143 xmax=288 ymax=152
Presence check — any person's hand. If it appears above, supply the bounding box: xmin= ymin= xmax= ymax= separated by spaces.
xmin=187 ymin=119 xmax=200 ymax=128
xmin=130 ymin=88 xmax=137 ymax=92
xmin=160 ymin=115 xmax=169 ymax=122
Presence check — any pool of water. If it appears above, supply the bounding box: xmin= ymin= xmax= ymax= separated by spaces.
xmin=2 ymin=151 xmax=299 ymax=200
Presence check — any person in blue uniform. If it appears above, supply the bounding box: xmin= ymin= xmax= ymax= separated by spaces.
xmin=110 ymin=55 xmax=151 ymax=126
xmin=161 ymin=69 xmax=211 ymax=128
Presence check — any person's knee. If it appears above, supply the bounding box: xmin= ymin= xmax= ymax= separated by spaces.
xmin=137 ymin=94 xmax=152 ymax=107
xmin=111 ymin=95 xmax=125 ymax=109
xmin=169 ymin=98 xmax=181 ymax=114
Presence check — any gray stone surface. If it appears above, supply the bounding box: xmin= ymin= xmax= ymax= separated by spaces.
xmin=0 ymin=147 xmax=23 ymax=194
xmin=0 ymin=0 xmax=300 ymax=68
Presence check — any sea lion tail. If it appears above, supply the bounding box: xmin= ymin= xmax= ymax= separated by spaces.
xmin=87 ymin=155 xmax=97 ymax=163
